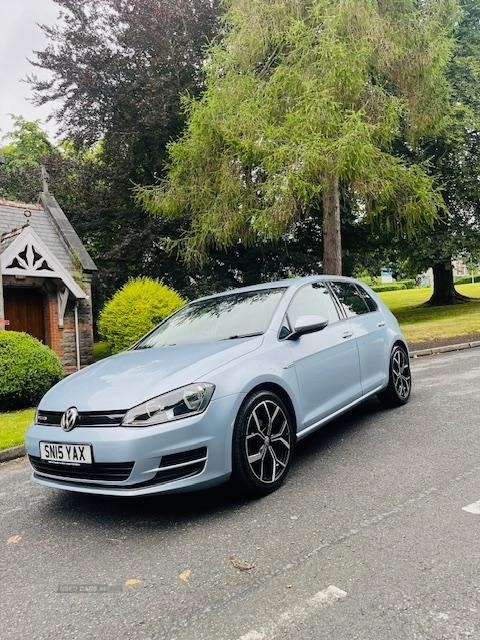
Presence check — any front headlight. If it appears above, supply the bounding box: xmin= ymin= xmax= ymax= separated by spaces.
xmin=121 ymin=383 xmax=215 ymax=427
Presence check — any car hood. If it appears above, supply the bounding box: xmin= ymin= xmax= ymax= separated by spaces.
xmin=39 ymin=337 xmax=263 ymax=412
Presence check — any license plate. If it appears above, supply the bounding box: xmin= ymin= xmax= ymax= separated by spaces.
xmin=40 ymin=442 xmax=92 ymax=464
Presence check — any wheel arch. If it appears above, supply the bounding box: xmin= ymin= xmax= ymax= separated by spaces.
xmin=392 ymin=338 xmax=410 ymax=357
xmin=240 ymin=382 xmax=298 ymax=438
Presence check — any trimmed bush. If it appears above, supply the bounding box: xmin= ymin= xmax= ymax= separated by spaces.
xmin=0 ymin=331 xmax=64 ymax=410
xmin=99 ymin=277 xmax=186 ymax=353
xmin=92 ymin=341 xmax=112 ymax=362
xmin=371 ymin=283 xmax=408 ymax=292
xmin=455 ymin=274 xmax=480 ymax=285
xmin=360 ymin=278 xmax=416 ymax=292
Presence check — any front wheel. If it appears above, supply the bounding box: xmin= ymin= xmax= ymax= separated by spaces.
xmin=231 ymin=390 xmax=294 ymax=496
xmin=378 ymin=344 xmax=412 ymax=408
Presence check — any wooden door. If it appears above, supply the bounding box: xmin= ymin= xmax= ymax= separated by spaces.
xmin=3 ymin=288 xmax=46 ymax=342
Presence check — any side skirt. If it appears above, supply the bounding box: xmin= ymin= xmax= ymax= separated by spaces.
xmin=296 ymin=385 xmax=385 ymax=442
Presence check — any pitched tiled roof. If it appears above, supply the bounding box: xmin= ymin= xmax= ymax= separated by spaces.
xmin=0 ymin=194 xmax=96 ymax=273
xmin=0 ymin=198 xmax=43 ymax=210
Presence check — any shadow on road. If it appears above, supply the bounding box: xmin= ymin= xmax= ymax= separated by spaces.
xmin=43 ymin=397 xmax=384 ymax=528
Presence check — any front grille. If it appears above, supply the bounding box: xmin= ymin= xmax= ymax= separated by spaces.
xmin=29 ymin=447 xmax=207 ymax=489
xmin=29 ymin=456 xmax=134 ymax=481
xmin=36 ymin=410 xmax=125 ymax=427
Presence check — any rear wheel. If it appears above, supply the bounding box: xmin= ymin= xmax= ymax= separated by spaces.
xmin=378 ymin=344 xmax=412 ymax=408
xmin=231 ymin=390 xmax=294 ymax=496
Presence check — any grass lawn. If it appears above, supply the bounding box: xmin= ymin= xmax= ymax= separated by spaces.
xmin=0 ymin=408 xmax=35 ymax=451
xmin=380 ymin=283 xmax=480 ymax=345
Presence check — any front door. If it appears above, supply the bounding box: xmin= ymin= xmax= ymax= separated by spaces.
xmin=282 ymin=282 xmax=362 ymax=430
xmin=3 ymin=288 xmax=46 ymax=343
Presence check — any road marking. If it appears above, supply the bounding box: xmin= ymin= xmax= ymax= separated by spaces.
xmin=238 ymin=585 xmax=347 ymax=640
xmin=462 ymin=500 xmax=480 ymax=515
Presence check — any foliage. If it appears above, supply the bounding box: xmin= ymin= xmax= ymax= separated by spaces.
xmin=370 ymin=281 xmax=416 ymax=293
xmin=92 ymin=341 xmax=112 ymax=362
xmin=384 ymin=0 xmax=480 ymax=303
xmin=0 ymin=332 xmax=64 ymax=411
xmin=27 ymin=0 xmax=222 ymax=307
xmin=454 ymin=275 xmax=480 ymax=285
xmin=29 ymin=0 xmax=220 ymax=146
xmin=0 ymin=117 xmax=55 ymax=202
xmin=137 ymin=0 xmax=458 ymax=271
xmin=99 ymin=277 xmax=185 ymax=353
xmin=0 ymin=408 xmax=36 ymax=451
xmin=372 ymin=284 xmax=407 ymax=292
xmin=0 ymin=117 xmax=334 ymax=313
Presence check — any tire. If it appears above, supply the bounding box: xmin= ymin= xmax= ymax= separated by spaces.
xmin=231 ymin=390 xmax=295 ymax=496
xmin=378 ymin=344 xmax=412 ymax=408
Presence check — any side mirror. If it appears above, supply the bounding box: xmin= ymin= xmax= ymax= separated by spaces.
xmin=288 ymin=315 xmax=329 ymax=340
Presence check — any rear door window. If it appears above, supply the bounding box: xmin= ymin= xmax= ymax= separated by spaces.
xmin=330 ymin=282 xmax=370 ymax=317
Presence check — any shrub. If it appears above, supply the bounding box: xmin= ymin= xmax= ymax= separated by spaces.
xmin=92 ymin=341 xmax=112 ymax=362
xmin=356 ymin=274 xmax=379 ymax=287
xmin=454 ymin=274 xmax=480 ymax=285
xmin=399 ymin=279 xmax=416 ymax=289
xmin=371 ymin=283 xmax=407 ymax=292
xmin=0 ymin=331 xmax=64 ymax=411
xmin=360 ymin=278 xmax=415 ymax=292
xmin=99 ymin=277 xmax=186 ymax=353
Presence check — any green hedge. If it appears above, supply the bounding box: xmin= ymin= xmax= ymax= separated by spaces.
xmin=92 ymin=341 xmax=112 ymax=362
xmin=371 ymin=283 xmax=407 ymax=292
xmin=99 ymin=277 xmax=186 ymax=353
xmin=370 ymin=279 xmax=416 ymax=292
xmin=0 ymin=331 xmax=64 ymax=410
xmin=454 ymin=275 xmax=480 ymax=285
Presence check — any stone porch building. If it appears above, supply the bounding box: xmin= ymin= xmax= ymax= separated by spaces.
xmin=0 ymin=192 xmax=97 ymax=372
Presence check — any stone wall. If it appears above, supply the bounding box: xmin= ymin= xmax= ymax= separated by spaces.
xmin=59 ymin=276 xmax=94 ymax=373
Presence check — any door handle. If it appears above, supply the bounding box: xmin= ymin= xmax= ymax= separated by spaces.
xmin=342 ymin=331 xmax=353 ymax=339
xmin=377 ymin=321 xmax=386 ymax=327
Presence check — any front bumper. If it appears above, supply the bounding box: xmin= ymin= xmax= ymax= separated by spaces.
xmin=25 ymin=394 xmax=241 ymax=496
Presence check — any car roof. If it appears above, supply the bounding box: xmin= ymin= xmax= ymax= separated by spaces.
xmin=192 ymin=275 xmax=359 ymax=303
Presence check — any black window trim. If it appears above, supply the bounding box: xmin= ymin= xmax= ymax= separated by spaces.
xmin=353 ymin=283 xmax=379 ymax=313
xmin=328 ymin=280 xmax=377 ymax=317
xmin=325 ymin=281 xmax=348 ymax=320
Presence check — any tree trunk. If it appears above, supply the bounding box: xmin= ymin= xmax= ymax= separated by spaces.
xmin=427 ymin=261 xmax=470 ymax=305
xmin=322 ymin=175 xmax=342 ymax=275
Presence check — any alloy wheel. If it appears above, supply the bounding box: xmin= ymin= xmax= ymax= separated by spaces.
xmin=392 ymin=347 xmax=411 ymax=400
xmin=245 ymin=400 xmax=291 ymax=484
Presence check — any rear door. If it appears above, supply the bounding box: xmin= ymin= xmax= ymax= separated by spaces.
xmin=282 ymin=282 xmax=362 ymax=429
xmin=329 ymin=282 xmax=389 ymax=394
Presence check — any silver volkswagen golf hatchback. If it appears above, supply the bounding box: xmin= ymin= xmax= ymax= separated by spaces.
xmin=26 ymin=276 xmax=411 ymax=497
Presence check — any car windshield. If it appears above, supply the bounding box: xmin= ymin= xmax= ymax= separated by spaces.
xmin=134 ymin=287 xmax=287 ymax=349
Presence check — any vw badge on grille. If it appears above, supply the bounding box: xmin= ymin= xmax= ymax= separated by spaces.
xmin=61 ymin=407 xmax=79 ymax=432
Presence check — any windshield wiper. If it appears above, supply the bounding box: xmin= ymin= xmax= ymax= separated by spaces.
xmin=223 ymin=332 xmax=263 ymax=340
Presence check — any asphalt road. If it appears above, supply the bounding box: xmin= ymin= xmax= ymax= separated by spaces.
xmin=1 ymin=349 xmax=480 ymax=640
